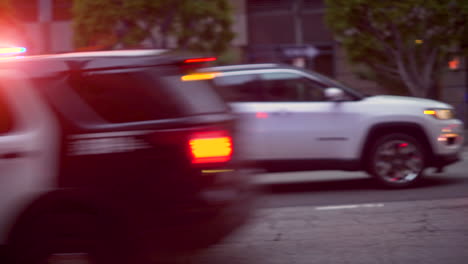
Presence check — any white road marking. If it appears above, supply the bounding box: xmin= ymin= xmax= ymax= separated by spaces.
xmin=314 ymin=203 xmax=384 ymax=211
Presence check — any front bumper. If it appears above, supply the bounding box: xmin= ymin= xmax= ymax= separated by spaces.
xmin=429 ymin=120 xmax=464 ymax=156
xmin=430 ymin=152 xmax=461 ymax=168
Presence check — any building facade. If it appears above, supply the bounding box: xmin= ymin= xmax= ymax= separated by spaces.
xmin=243 ymin=0 xmax=467 ymax=121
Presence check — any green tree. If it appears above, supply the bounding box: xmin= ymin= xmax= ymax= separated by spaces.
xmin=325 ymin=0 xmax=468 ymax=98
xmin=73 ymin=0 xmax=234 ymax=55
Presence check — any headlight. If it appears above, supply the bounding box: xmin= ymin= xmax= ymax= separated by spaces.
xmin=424 ymin=109 xmax=454 ymax=120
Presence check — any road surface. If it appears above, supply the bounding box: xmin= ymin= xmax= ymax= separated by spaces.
xmin=159 ymin=148 xmax=468 ymax=264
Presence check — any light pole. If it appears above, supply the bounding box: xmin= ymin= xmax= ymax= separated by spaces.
xmin=292 ymin=0 xmax=305 ymax=67
xmin=293 ymin=0 xmax=303 ymax=45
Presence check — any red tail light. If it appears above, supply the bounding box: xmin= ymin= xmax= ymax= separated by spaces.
xmin=180 ymin=57 xmax=217 ymax=74
xmin=189 ymin=130 xmax=233 ymax=164
xmin=183 ymin=57 xmax=217 ymax=64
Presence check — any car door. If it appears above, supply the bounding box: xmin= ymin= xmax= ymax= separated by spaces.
xmin=212 ymin=72 xmax=271 ymax=160
xmin=0 ymin=71 xmax=60 ymax=244
xmin=256 ymin=70 xmax=363 ymax=160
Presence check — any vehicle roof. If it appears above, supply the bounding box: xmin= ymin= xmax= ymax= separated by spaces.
xmin=202 ymin=63 xmax=366 ymax=100
xmin=0 ymin=49 xmax=201 ymax=78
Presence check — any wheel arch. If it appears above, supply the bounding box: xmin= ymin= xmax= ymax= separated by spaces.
xmin=360 ymin=122 xmax=434 ymax=167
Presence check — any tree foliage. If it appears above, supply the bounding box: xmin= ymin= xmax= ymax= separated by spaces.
xmin=325 ymin=0 xmax=468 ymax=98
xmin=73 ymin=0 xmax=235 ymax=55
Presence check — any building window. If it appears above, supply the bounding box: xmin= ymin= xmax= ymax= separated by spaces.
xmin=12 ymin=0 xmax=72 ymax=22
xmin=248 ymin=0 xmax=293 ymax=13
xmin=302 ymin=0 xmax=324 ymax=10
xmin=12 ymin=0 xmax=38 ymax=22
xmin=53 ymin=0 xmax=72 ymax=21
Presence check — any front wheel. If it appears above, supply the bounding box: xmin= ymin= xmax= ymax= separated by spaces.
xmin=367 ymin=133 xmax=427 ymax=188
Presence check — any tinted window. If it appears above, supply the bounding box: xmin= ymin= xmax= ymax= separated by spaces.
xmin=164 ymin=77 xmax=228 ymax=115
xmin=212 ymin=74 xmax=260 ymax=102
xmin=72 ymin=70 xmax=181 ymax=123
xmin=0 ymin=88 xmax=14 ymax=134
xmin=259 ymin=72 xmax=327 ymax=102
xmin=305 ymin=69 xmax=364 ymax=99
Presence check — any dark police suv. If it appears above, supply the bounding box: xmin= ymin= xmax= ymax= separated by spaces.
xmin=0 ymin=49 xmax=253 ymax=264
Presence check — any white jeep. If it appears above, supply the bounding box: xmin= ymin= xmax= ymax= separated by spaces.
xmin=200 ymin=64 xmax=464 ymax=188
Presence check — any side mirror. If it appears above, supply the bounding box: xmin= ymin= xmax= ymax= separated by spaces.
xmin=324 ymin=87 xmax=345 ymax=102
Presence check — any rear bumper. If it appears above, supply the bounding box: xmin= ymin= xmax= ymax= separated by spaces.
xmin=126 ymin=169 xmax=257 ymax=255
xmin=164 ymin=189 xmax=255 ymax=250
xmin=131 ymin=190 xmax=256 ymax=258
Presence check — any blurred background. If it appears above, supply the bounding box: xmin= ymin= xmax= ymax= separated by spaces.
xmin=2 ymin=1 xmax=468 ymax=263
xmin=3 ymin=0 xmax=467 ymax=125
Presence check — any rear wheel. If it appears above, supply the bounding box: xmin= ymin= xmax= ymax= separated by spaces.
xmin=367 ymin=133 xmax=427 ymax=188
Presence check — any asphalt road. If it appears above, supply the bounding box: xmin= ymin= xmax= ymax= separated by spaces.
xmin=158 ymin=149 xmax=468 ymax=264
xmin=255 ymin=149 xmax=468 ymax=208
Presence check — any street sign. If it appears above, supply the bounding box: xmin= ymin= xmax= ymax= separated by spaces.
xmin=279 ymin=45 xmax=319 ymax=59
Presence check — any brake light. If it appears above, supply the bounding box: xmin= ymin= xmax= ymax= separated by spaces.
xmin=180 ymin=57 xmax=217 ymax=74
xmin=256 ymin=112 xmax=268 ymax=119
xmin=189 ymin=130 xmax=232 ymax=164
xmin=184 ymin=57 xmax=217 ymax=64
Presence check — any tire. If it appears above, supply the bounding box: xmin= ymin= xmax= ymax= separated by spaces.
xmin=7 ymin=208 xmax=129 ymax=264
xmin=367 ymin=133 xmax=427 ymax=188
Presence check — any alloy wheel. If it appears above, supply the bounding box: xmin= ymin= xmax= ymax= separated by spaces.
xmin=373 ymin=139 xmax=423 ymax=184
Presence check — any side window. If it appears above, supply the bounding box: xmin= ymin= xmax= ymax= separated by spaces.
xmin=71 ymin=70 xmax=181 ymax=123
xmin=0 ymin=88 xmax=14 ymax=134
xmin=259 ymin=72 xmax=327 ymax=102
xmin=212 ymin=74 xmax=260 ymax=102
xmin=300 ymin=78 xmax=329 ymax=101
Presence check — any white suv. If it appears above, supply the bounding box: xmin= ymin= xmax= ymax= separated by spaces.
xmin=199 ymin=64 xmax=464 ymax=188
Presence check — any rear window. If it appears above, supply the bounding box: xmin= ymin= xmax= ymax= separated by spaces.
xmin=161 ymin=76 xmax=228 ymax=115
xmin=71 ymin=69 xmax=182 ymax=123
